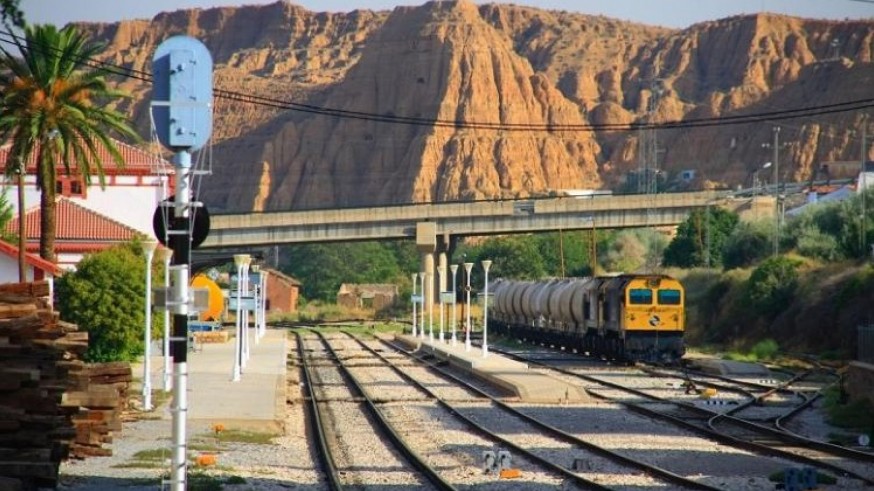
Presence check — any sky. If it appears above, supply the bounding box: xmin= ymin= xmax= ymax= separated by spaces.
xmin=21 ymin=0 xmax=874 ymax=30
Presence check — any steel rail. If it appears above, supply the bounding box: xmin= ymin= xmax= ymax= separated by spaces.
xmin=359 ymin=333 xmax=720 ymax=491
xmin=486 ymin=343 xmax=874 ymax=485
xmin=312 ymin=330 xmax=458 ymax=491
xmin=293 ymin=331 xmax=344 ymax=491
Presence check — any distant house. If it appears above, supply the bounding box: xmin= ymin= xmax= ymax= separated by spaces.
xmin=263 ymin=268 xmax=300 ymax=313
xmin=337 ymin=283 xmax=398 ymax=311
xmin=5 ymin=197 xmax=143 ymax=271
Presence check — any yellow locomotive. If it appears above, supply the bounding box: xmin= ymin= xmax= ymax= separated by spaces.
xmin=490 ymin=274 xmax=685 ymax=364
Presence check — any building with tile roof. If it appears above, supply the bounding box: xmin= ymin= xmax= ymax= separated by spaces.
xmin=0 ymin=138 xmax=175 ymax=236
xmin=5 ymin=197 xmax=143 ymax=270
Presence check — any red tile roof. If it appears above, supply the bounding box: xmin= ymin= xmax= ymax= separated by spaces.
xmin=6 ymin=198 xmax=142 ymax=242
xmin=0 ymin=138 xmax=174 ymax=176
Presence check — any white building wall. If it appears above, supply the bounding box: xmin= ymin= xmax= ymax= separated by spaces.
xmin=0 ymin=254 xmax=37 ymax=281
xmin=2 ymin=174 xmax=170 ymax=236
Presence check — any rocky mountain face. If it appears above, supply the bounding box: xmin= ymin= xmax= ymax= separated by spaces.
xmin=77 ymin=0 xmax=874 ymax=212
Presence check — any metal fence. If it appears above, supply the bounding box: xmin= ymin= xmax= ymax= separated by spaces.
xmin=858 ymin=325 xmax=874 ymax=363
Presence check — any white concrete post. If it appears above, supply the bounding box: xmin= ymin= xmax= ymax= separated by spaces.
xmin=411 ymin=273 xmax=418 ymax=337
xmin=481 ymin=260 xmax=492 ymax=358
xmin=419 ymin=272 xmax=426 ymax=340
xmin=141 ymin=239 xmax=158 ymax=411
xmin=158 ymin=248 xmax=173 ymax=392
xmin=437 ymin=267 xmax=444 ymax=343
xmin=450 ymin=265 xmax=458 ymax=346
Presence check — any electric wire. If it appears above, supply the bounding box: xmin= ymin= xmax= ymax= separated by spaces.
xmin=1 ymin=27 xmax=872 ymax=134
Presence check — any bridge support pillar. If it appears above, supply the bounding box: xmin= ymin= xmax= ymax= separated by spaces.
xmin=416 ymin=223 xmax=437 ymax=338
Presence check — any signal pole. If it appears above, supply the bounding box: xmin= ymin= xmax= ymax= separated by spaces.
xmin=152 ymin=36 xmax=213 ymax=491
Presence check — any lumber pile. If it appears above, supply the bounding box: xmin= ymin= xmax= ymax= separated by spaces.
xmin=0 ymin=281 xmax=131 ymax=490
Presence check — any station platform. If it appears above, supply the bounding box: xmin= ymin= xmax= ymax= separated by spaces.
xmin=685 ymin=357 xmax=771 ymax=377
xmin=393 ymin=334 xmax=589 ymax=403
xmin=138 ymin=328 xmax=288 ymax=433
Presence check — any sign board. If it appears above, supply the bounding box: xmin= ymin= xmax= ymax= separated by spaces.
xmin=440 ymin=292 xmax=455 ymax=304
xmin=228 ymin=296 xmax=257 ymax=310
xmin=410 ymin=294 xmax=423 ymax=304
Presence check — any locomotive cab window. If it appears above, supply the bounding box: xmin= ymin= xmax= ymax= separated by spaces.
xmin=629 ymin=288 xmax=653 ymax=305
xmin=658 ymin=289 xmax=682 ymax=305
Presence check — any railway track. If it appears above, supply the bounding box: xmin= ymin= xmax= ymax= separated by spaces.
xmin=294 ymin=330 xmax=454 ymax=490
xmin=348 ymin=332 xmax=736 ymax=490
xmin=484 ymin=342 xmax=874 ymax=487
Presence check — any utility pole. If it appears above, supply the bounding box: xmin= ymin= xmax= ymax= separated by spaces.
xmin=762 ymin=126 xmax=782 ymax=256
xmin=862 ymin=114 xmax=869 ymax=256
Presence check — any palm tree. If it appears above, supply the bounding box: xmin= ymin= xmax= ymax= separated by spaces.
xmin=0 ymin=24 xmax=139 ymax=266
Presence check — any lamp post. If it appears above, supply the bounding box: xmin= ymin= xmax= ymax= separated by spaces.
xmin=763 ymin=126 xmax=783 ymax=256
xmin=251 ymin=264 xmax=260 ymax=345
xmin=426 ymin=271 xmax=434 ymax=342
xmin=437 ymin=267 xmax=445 ymax=343
xmin=419 ymin=272 xmax=426 ymax=340
xmin=242 ymin=256 xmax=252 ymax=364
xmin=141 ymin=239 xmax=158 ymax=411
xmin=232 ymin=254 xmax=249 ymax=381
xmin=450 ymin=265 xmax=458 ymax=346
xmin=481 ymin=260 xmax=492 ymax=358
xmin=411 ymin=273 xmax=418 ymax=337
xmin=464 ymin=262 xmax=473 ymax=352
xmin=158 ymin=247 xmax=173 ymax=392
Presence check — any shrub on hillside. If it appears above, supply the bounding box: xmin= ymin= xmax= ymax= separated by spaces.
xmin=744 ymin=256 xmax=802 ymax=320
xmin=795 ymin=225 xmax=842 ymax=262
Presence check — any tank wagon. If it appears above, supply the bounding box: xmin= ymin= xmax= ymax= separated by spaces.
xmin=490 ymin=275 xmax=685 ymax=364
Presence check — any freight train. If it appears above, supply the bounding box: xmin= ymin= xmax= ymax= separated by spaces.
xmin=489 ymin=275 xmax=685 ymax=364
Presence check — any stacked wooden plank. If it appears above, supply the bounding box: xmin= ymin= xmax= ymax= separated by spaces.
xmin=62 ymin=361 xmax=132 ymax=458
xmin=0 ymin=281 xmax=131 ymax=490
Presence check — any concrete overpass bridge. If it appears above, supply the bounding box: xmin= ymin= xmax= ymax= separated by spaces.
xmin=202 ymin=190 xmax=750 ymax=250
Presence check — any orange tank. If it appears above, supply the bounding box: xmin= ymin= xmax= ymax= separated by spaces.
xmin=190 ymin=274 xmax=224 ymax=322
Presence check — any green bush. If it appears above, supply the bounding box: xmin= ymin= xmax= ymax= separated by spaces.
xmin=744 ymin=256 xmax=801 ymax=319
xmin=750 ymin=338 xmax=779 ymax=360
xmin=56 ymin=240 xmax=163 ymax=362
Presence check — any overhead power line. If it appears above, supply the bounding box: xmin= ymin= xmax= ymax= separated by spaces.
xmin=0 ymin=28 xmax=872 ymax=133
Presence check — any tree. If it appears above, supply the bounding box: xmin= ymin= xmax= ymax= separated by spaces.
xmin=0 ymin=24 xmax=139 ymax=262
xmin=663 ymin=207 xmax=739 ymax=268
xmin=55 ymin=240 xmax=161 ymax=362
xmin=0 ymin=0 xmax=23 ymax=28
xmin=722 ymin=220 xmax=772 ymax=269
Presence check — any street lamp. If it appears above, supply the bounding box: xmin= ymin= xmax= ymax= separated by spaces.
xmin=419 ymin=271 xmax=426 ymax=340
xmin=426 ymin=271 xmax=434 ymax=342
xmin=463 ymin=262 xmax=473 ymax=352
xmin=411 ymin=273 xmax=418 ymax=337
xmin=157 ymin=247 xmax=173 ymax=392
xmin=242 ymin=256 xmax=252 ymax=364
xmin=252 ymin=264 xmax=261 ymax=345
xmin=450 ymin=265 xmax=458 ymax=346
xmin=481 ymin=260 xmax=492 ymax=358
xmin=141 ymin=238 xmax=158 ymax=411
xmin=437 ymin=267 xmax=445 ymax=343
xmin=232 ymin=254 xmax=249 ymax=382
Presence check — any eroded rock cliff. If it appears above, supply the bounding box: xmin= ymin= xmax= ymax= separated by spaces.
xmin=77 ymin=0 xmax=874 ymax=211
